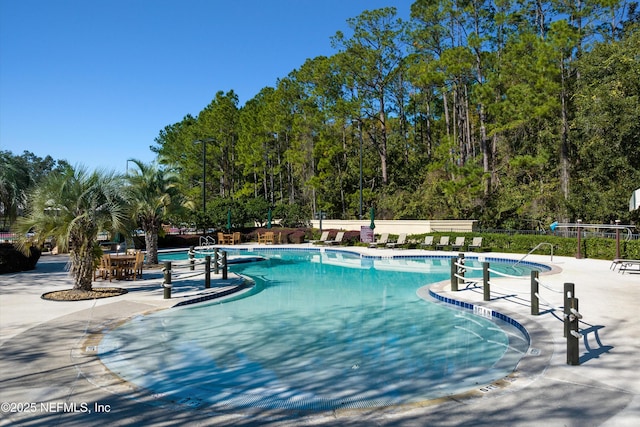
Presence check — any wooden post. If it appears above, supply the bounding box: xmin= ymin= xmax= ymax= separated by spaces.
xmin=205 ymin=255 xmax=211 ymax=288
xmin=450 ymin=257 xmax=458 ymax=291
xmin=222 ymin=251 xmax=228 ymax=280
xmin=567 ymin=298 xmax=580 ymax=365
xmin=483 ymin=262 xmax=490 ymax=301
xmin=457 ymin=253 xmax=465 ymax=287
xmin=163 ymin=261 xmax=172 ymax=299
xmin=531 ymin=270 xmax=539 ymax=315
xmin=563 ymin=282 xmax=575 ymax=338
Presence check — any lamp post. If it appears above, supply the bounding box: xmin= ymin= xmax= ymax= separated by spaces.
xmin=193 ymin=138 xmax=215 ymax=213
xmin=615 ymin=219 xmax=621 ymax=259
xmin=353 ymin=119 xmax=364 ymax=220
xmin=576 ymin=219 xmax=583 ymax=259
xmin=126 ymin=159 xmax=135 ymax=175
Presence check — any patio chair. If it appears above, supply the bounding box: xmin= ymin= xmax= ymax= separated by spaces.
xmin=468 ymin=237 xmax=483 ymax=251
xmin=369 ymin=233 xmax=389 ymax=248
xmin=386 ymin=233 xmax=407 ymax=249
xmin=420 ymin=235 xmax=434 ymax=249
xmin=435 ymin=236 xmax=450 ymax=250
xmin=133 ymin=250 xmax=145 ymax=280
xmin=451 ymin=237 xmax=465 ymax=251
xmin=94 ymin=254 xmax=112 ymax=281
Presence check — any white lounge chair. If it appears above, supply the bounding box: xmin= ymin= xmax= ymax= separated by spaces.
xmin=324 ymin=231 xmax=345 ymax=245
xmin=386 ymin=233 xmax=407 ymax=249
xmin=420 ymin=235 xmax=434 ymax=249
xmin=435 ymin=236 xmax=450 ymax=250
xmin=369 ymin=233 xmax=389 ymax=248
xmin=468 ymin=237 xmax=483 ymax=251
xmin=313 ymin=231 xmax=330 ymax=244
xmin=450 ymin=237 xmax=465 ymax=251
xmin=611 ymin=259 xmax=640 ymax=274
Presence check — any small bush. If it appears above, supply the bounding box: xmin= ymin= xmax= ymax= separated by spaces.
xmin=0 ymin=244 xmax=42 ymax=274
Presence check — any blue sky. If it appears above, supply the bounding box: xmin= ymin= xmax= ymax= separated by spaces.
xmin=0 ymin=0 xmax=412 ymax=173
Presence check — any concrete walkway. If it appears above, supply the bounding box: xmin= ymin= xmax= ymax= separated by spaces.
xmin=0 ymin=247 xmax=638 ymax=426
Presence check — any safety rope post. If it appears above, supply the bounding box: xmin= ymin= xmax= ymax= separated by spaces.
xmin=189 ymin=246 xmax=195 ymax=271
xmin=222 ymin=251 xmax=228 ymax=280
xmin=483 ymin=262 xmax=490 ymax=301
xmin=457 ymin=253 xmax=465 ymax=287
xmin=205 ymin=255 xmax=211 ymax=288
xmin=163 ymin=261 xmax=172 ymax=299
xmin=563 ymin=282 xmax=575 ymax=338
xmin=450 ymin=257 xmax=458 ymax=291
xmin=531 ymin=270 xmax=539 ymax=315
xmin=567 ymin=297 xmax=580 ymax=365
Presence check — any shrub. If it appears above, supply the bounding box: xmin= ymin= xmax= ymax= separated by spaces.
xmin=0 ymin=243 xmax=42 ymax=274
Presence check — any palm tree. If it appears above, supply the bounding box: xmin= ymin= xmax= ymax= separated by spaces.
xmin=13 ymin=166 xmax=129 ymax=291
xmin=126 ymin=159 xmax=191 ymax=265
xmin=0 ymin=151 xmax=31 ymax=229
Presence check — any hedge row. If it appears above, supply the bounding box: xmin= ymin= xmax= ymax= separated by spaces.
xmin=397 ymin=232 xmax=639 ymax=260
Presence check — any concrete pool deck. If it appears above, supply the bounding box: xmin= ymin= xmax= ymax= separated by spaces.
xmin=0 ymin=245 xmax=638 ymax=426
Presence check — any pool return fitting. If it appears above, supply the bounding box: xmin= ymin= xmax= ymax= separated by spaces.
xmin=450 ymin=254 xmax=584 ymax=365
xmin=161 ymin=249 xmax=228 ymax=299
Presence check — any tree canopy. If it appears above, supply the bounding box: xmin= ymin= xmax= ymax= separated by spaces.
xmin=5 ymin=2 xmax=639 ymax=232
xmin=151 ymin=1 xmax=639 ymax=227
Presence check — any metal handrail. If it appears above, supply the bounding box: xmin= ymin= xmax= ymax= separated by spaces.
xmin=513 ymin=242 xmax=553 ymax=267
xmin=199 ymin=235 xmax=215 ymax=247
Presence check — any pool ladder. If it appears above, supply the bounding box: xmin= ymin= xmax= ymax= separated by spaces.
xmin=513 ymin=242 xmax=554 ymax=267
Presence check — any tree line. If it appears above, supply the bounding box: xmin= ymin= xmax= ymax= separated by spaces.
xmin=153 ymin=1 xmax=640 ymax=229
xmin=3 ymin=2 xmax=639 ymax=233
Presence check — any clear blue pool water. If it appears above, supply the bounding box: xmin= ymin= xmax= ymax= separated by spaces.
xmin=99 ymin=249 xmax=538 ymax=411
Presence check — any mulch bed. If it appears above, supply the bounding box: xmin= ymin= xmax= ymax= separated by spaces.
xmin=42 ymin=287 xmax=128 ymax=301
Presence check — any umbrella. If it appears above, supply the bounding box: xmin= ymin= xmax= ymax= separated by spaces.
xmin=267 ymin=207 xmax=272 ymax=229
xmin=369 ymin=207 xmax=376 ymax=230
xmin=227 ymin=208 xmax=232 ymax=231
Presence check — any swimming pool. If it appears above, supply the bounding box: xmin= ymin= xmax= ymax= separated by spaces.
xmin=99 ymin=249 xmax=542 ymax=411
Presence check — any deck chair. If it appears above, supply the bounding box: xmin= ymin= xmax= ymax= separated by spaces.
xmin=468 ymin=237 xmax=483 ymax=251
xmin=420 ymin=235 xmax=434 ymax=249
xmin=450 ymin=237 xmax=465 ymax=251
xmin=369 ymin=233 xmax=389 ymax=248
xmin=386 ymin=233 xmax=407 ymax=249
xmin=313 ymin=231 xmax=330 ymax=244
xmin=325 ymin=231 xmax=345 ymax=245
xmin=435 ymin=236 xmax=450 ymax=250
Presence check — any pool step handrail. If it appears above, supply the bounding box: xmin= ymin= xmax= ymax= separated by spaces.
xmin=199 ymin=235 xmax=216 ymax=247
xmin=449 ymin=254 xmax=583 ymax=366
xmin=513 ymin=242 xmax=553 ymax=267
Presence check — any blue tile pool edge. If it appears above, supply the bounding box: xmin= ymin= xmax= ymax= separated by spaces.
xmin=426 ymin=287 xmax=531 ymax=344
